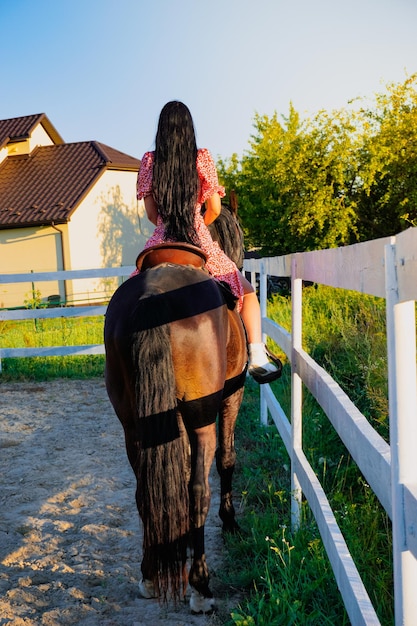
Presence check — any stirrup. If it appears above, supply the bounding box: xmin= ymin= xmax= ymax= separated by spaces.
xmin=248 ymin=347 xmax=282 ymax=384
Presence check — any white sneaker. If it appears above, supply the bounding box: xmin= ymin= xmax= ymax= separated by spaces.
xmin=248 ymin=343 xmax=282 ymax=384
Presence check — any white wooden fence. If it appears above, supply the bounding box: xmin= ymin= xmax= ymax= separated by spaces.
xmin=0 ymin=267 xmax=132 ymax=362
xmin=1 ymin=227 xmax=417 ymax=624
xmin=245 ymin=226 xmax=417 ymax=626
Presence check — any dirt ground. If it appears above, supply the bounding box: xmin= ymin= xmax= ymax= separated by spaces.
xmin=0 ymin=379 xmax=243 ymax=626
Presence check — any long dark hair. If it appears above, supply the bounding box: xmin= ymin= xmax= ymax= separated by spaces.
xmin=153 ymin=101 xmax=199 ymax=244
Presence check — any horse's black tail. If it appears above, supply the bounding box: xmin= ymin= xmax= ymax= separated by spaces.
xmin=132 ymin=324 xmax=189 ymax=601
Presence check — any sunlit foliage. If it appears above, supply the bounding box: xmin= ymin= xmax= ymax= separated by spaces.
xmin=218 ymin=74 xmax=417 ymax=255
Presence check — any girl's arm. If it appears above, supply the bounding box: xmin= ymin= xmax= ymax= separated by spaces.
xmin=144 ymin=195 xmax=159 ymax=225
xmin=203 ymin=192 xmax=222 ymax=225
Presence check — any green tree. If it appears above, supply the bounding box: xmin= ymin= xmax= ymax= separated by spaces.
xmin=218 ymin=74 xmax=417 ymax=253
xmin=219 ymin=104 xmax=359 ymax=255
xmin=355 ymin=74 xmax=417 ymax=240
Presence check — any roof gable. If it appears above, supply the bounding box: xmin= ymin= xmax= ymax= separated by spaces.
xmin=0 ymin=113 xmax=64 ymax=150
xmin=0 ymin=141 xmax=140 ymax=228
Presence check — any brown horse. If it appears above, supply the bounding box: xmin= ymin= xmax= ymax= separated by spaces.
xmin=104 ymin=214 xmax=247 ymax=613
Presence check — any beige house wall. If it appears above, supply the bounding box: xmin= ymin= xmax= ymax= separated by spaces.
xmin=0 ymin=169 xmax=153 ymax=308
xmin=29 ymin=124 xmax=55 ymax=151
xmin=66 ymin=168 xmax=151 ymax=303
xmin=0 ymin=225 xmax=66 ymax=308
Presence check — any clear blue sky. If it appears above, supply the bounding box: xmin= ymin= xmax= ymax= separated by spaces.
xmin=2 ymin=0 xmax=417 ymax=160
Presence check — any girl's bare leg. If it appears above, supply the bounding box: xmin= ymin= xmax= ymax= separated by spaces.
xmin=239 ymin=272 xmax=281 ymax=383
xmin=239 ymin=274 xmax=262 ymax=344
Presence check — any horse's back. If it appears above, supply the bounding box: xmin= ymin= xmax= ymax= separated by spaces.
xmin=106 ymin=264 xmax=222 ymax=331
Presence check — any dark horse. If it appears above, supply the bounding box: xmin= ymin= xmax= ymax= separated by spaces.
xmin=104 ymin=204 xmax=247 ymax=613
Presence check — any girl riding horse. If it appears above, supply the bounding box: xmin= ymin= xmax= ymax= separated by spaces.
xmin=135 ymin=101 xmax=281 ymax=385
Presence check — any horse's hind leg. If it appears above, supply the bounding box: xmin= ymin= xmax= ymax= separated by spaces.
xmin=216 ymin=387 xmax=245 ymax=533
xmin=187 ymin=422 xmax=217 ymax=614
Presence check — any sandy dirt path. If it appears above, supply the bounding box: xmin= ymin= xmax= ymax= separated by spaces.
xmin=0 ymin=379 xmax=242 ymax=626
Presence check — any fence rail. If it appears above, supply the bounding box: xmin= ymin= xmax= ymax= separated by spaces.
xmin=1 ymin=229 xmax=417 ymax=624
xmin=0 ymin=267 xmax=133 ymax=362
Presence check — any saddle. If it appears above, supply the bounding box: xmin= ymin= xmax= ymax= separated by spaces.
xmin=135 ymin=243 xmax=208 ymax=272
xmin=135 ymin=242 xmax=237 ymax=310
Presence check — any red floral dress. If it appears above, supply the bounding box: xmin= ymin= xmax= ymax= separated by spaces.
xmin=136 ymin=148 xmax=244 ymax=311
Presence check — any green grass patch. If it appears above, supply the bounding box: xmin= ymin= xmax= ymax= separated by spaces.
xmin=0 ymin=316 xmax=105 ymax=380
xmin=0 ymin=316 xmax=104 ymax=348
xmin=0 ymin=354 xmax=105 ymax=381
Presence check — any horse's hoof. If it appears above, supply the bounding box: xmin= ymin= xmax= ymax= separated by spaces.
xmin=138 ymin=578 xmax=158 ymax=599
xmin=190 ymin=589 xmax=216 ymax=614
xmin=222 ymin=520 xmax=241 ymax=535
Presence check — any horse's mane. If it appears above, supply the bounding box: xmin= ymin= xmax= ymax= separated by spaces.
xmin=208 ymin=202 xmax=244 ymax=271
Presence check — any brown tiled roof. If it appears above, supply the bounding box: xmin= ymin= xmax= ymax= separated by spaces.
xmin=0 ymin=113 xmax=64 ymax=149
xmin=93 ymin=142 xmax=140 ymax=170
xmin=0 ymin=141 xmax=140 ymax=228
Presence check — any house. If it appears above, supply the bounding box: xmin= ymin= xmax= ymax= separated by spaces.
xmin=0 ymin=113 xmax=153 ymax=308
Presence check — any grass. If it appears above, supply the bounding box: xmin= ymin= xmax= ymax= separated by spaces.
xmin=0 ymin=316 xmax=105 ymax=380
xmin=0 ymin=316 xmax=104 ymax=348
xmin=220 ymin=377 xmax=349 ymax=625
xmin=0 ymin=354 xmax=105 ymax=380
xmin=0 ymin=286 xmax=395 ymax=623
xmin=222 ymin=382 xmax=392 ymax=624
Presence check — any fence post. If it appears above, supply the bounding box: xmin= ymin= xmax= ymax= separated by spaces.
xmin=385 ymin=241 xmax=417 ymax=625
xmin=291 ymin=254 xmax=303 ymax=530
xmin=259 ymin=259 xmax=268 ymax=426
